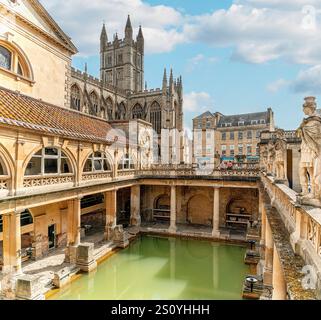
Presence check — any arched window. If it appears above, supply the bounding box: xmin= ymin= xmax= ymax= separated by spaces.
xmin=71 ymin=84 xmax=81 ymax=111
xmin=118 ymin=154 xmax=135 ymax=170
xmin=25 ymin=148 xmax=72 ymax=176
xmin=132 ymin=103 xmax=144 ymax=119
xmin=116 ymin=102 xmax=126 ymax=120
xmin=90 ymin=91 xmax=99 ymax=115
xmin=0 ymin=45 xmax=12 ymax=71
xmin=150 ymin=101 xmax=162 ymax=134
xmin=0 ymin=42 xmax=32 ymax=79
xmin=84 ymin=152 xmax=111 ymax=172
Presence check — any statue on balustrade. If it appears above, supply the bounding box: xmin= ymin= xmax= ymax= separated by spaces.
xmin=259 ymin=144 xmax=268 ymax=172
xmin=274 ymin=130 xmax=288 ymax=184
xmin=267 ymin=140 xmax=275 ymax=176
xmin=297 ymin=97 xmax=321 ymax=207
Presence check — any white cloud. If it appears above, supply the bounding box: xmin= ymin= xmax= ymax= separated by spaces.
xmin=291 ymin=65 xmax=321 ymax=94
xmin=40 ymin=0 xmax=184 ymax=55
xmin=186 ymin=54 xmax=218 ymax=72
xmin=267 ymin=79 xmax=289 ymax=93
xmin=184 ymin=3 xmax=321 ymax=64
xmin=40 ymin=0 xmax=321 ymax=66
xmin=183 ymin=91 xmax=213 ymax=112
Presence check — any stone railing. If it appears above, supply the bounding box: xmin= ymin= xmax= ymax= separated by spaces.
xmin=117 ymin=169 xmax=137 ymax=177
xmin=139 ymin=164 xmax=260 ymax=178
xmin=23 ymin=174 xmax=75 ymax=188
xmin=81 ymin=171 xmax=113 ymax=182
xmin=261 ymin=172 xmax=321 ymax=296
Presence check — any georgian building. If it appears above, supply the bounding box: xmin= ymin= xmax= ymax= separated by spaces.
xmin=193 ymin=109 xmax=275 ymax=164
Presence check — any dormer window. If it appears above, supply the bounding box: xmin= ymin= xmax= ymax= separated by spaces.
xmin=251 ymin=120 xmax=258 ymax=125
xmin=238 ymin=121 xmax=245 ymax=126
xmin=260 ymin=119 xmax=266 ymax=124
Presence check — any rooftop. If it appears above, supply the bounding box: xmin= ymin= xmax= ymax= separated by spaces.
xmin=0 ymin=87 xmax=118 ymax=144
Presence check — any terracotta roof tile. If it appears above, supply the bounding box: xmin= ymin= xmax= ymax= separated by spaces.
xmin=0 ymin=87 xmax=116 ymax=143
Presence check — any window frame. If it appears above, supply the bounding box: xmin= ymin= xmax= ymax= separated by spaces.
xmin=25 ymin=147 xmax=72 ymax=176
xmin=83 ymin=152 xmax=112 ymax=173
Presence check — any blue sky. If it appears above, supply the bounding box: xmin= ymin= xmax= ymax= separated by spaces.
xmin=42 ymin=0 xmax=321 ymax=130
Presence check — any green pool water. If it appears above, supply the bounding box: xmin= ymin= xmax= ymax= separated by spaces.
xmin=50 ymin=236 xmax=249 ymax=300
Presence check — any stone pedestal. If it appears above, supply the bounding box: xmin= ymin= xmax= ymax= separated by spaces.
xmin=53 ymin=267 xmax=71 ymax=288
xmin=76 ymin=243 xmax=97 ymax=273
xmin=113 ymin=225 xmax=129 ymax=248
xmin=15 ymin=275 xmax=44 ymax=300
xmin=64 ymin=245 xmax=78 ymax=264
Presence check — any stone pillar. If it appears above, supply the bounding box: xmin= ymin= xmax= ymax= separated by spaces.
xmin=2 ymin=211 xmax=22 ymax=274
xmin=169 ymin=185 xmax=177 ymax=233
xmin=260 ymin=205 xmax=266 ymax=246
xmin=65 ymin=197 xmax=81 ymax=264
xmin=73 ymin=197 xmax=82 ymax=246
xmin=264 ymin=220 xmax=273 ymax=286
xmin=212 ymin=187 xmax=220 ymax=238
xmin=130 ymin=185 xmax=141 ymax=227
xmin=272 ymin=245 xmax=287 ymax=300
xmin=104 ymin=190 xmax=117 ymax=240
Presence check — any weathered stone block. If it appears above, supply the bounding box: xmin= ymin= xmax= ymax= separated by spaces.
xmin=113 ymin=225 xmax=129 ymax=248
xmin=64 ymin=245 xmax=78 ymax=264
xmin=76 ymin=243 xmax=97 ymax=273
xmin=15 ymin=275 xmax=44 ymax=300
xmin=53 ymin=267 xmax=71 ymax=288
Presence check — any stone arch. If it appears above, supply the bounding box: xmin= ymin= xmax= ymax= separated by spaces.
xmin=187 ymin=194 xmax=212 ymax=225
xmin=154 ymin=194 xmax=170 ymax=210
xmin=0 ymin=39 xmax=34 ymax=80
xmin=226 ymin=198 xmax=251 ymax=215
xmin=70 ymin=83 xmax=82 ymax=111
xmin=0 ymin=143 xmax=14 ymax=177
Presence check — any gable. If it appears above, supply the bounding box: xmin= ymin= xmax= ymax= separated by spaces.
xmin=0 ymin=0 xmax=77 ymax=54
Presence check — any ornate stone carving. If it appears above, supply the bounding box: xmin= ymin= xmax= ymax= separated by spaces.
xmin=297 ymin=97 xmax=321 ymax=207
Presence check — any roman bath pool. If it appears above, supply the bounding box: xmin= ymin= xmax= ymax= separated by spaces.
xmin=49 ymin=236 xmax=249 ymax=300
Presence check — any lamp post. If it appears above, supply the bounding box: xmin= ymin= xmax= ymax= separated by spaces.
xmin=248 ymin=240 xmax=256 ymax=250
xmin=246 ymin=276 xmax=258 ymax=293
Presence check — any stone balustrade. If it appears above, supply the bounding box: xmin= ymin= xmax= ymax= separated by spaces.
xmin=261 ymin=172 xmax=321 ymax=295
xmin=0 ymin=164 xmax=260 ymax=200
xmin=23 ymin=174 xmax=75 ymax=189
xmin=81 ymin=172 xmax=113 ymax=182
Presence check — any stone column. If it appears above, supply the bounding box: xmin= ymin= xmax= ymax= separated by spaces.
xmin=130 ymin=185 xmax=141 ymax=227
xmin=65 ymin=197 xmax=82 ymax=264
xmin=2 ymin=211 xmax=22 ymax=274
xmin=212 ymin=187 xmax=220 ymax=238
xmin=264 ymin=220 xmax=273 ymax=286
xmin=260 ymin=205 xmax=266 ymax=246
xmin=272 ymin=244 xmax=287 ymax=300
xmin=73 ymin=197 xmax=82 ymax=246
xmin=104 ymin=190 xmax=117 ymax=240
xmin=169 ymin=185 xmax=177 ymax=233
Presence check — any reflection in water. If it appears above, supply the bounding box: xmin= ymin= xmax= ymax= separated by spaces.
xmin=50 ymin=236 xmax=249 ymax=300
